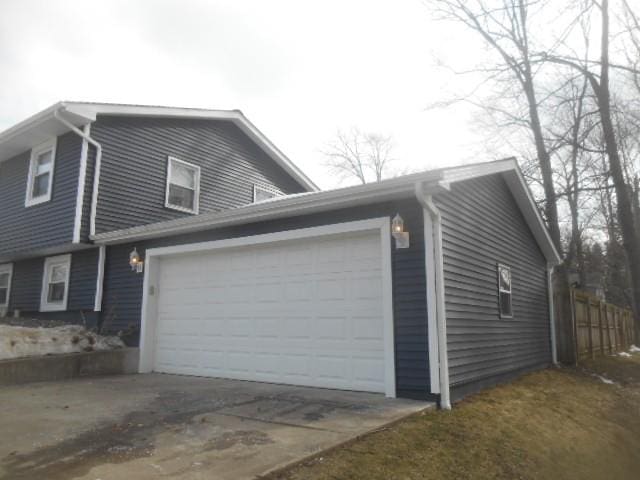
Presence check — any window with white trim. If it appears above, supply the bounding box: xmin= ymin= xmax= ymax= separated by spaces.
xmin=165 ymin=157 xmax=200 ymax=213
xmin=498 ymin=264 xmax=513 ymax=317
xmin=26 ymin=139 xmax=56 ymax=207
xmin=0 ymin=263 xmax=13 ymax=307
xmin=253 ymin=184 xmax=282 ymax=203
xmin=40 ymin=255 xmax=71 ymax=312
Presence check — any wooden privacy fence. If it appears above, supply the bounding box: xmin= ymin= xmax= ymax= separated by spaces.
xmin=555 ymin=288 xmax=635 ymax=363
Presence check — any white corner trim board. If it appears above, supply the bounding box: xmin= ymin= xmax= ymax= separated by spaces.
xmin=547 ymin=263 xmax=558 ymax=365
xmin=415 ymin=182 xmax=451 ymax=410
xmin=138 ymin=217 xmax=397 ymax=398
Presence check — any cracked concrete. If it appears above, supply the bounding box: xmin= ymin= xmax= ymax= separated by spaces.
xmin=0 ymin=374 xmax=432 ymax=479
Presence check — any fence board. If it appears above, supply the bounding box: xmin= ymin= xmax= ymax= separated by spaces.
xmin=557 ymin=288 xmax=635 ymax=363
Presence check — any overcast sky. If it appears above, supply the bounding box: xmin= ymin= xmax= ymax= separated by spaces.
xmin=0 ymin=0 xmax=497 ymax=189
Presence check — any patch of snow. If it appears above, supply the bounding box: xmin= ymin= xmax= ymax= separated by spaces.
xmin=619 ymin=352 xmax=632 ymax=357
xmin=629 ymin=345 xmax=640 ymax=353
xmin=0 ymin=325 xmax=124 ymax=360
xmin=593 ymin=374 xmax=615 ymax=385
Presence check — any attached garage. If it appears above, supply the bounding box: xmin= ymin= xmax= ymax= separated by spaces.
xmin=140 ymin=219 xmax=396 ymax=396
xmin=99 ymin=160 xmax=562 ymax=407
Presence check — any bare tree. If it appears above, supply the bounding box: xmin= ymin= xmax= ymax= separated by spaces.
xmin=429 ymin=0 xmax=563 ymax=252
xmin=541 ymin=0 xmax=640 ymax=336
xmin=321 ymin=128 xmax=396 ymax=184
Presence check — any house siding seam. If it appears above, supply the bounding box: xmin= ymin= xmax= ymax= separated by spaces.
xmin=436 ymin=174 xmax=551 ymax=393
xmin=0 ymin=131 xmax=82 ymax=257
xmin=101 ymin=199 xmax=431 ymax=400
xmin=89 ymin=116 xmax=308 ymax=235
xmin=9 ymin=248 xmax=100 ymax=323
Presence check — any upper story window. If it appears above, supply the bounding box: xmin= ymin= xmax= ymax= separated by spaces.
xmin=165 ymin=157 xmax=200 ymax=214
xmin=498 ymin=264 xmax=513 ymax=318
xmin=40 ymin=254 xmax=71 ymax=312
xmin=25 ymin=139 xmax=56 ymax=207
xmin=0 ymin=263 xmax=13 ymax=307
xmin=253 ymin=184 xmax=283 ymax=203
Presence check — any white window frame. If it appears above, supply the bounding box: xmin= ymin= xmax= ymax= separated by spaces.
xmin=25 ymin=139 xmax=57 ymax=207
xmin=40 ymin=254 xmax=71 ymax=312
xmin=252 ymin=183 xmax=282 ymax=203
xmin=497 ymin=263 xmax=513 ymax=318
xmin=0 ymin=263 xmax=13 ymax=308
xmin=164 ymin=156 xmax=200 ymax=214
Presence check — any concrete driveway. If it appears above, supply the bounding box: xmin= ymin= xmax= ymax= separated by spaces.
xmin=0 ymin=374 xmax=431 ymax=480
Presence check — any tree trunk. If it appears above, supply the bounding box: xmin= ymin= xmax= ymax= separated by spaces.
xmin=598 ymin=0 xmax=640 ymax=340
xmin=522 ymin=75 xmax=562 ymax=254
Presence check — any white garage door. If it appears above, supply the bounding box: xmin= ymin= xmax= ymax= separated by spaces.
xmin=152 ymin=230 xmax=387 ymax=393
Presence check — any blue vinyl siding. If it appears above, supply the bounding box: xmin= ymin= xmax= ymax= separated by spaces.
xmin=90 ymin=116 xmax=308 ymax=235
xmin=8 ymin=249 xmax=100 ymax=325
xmin=436 ymin=174 xmax=551 ymax=399
xmin=0 ymin=132 xmax=81 ymax=258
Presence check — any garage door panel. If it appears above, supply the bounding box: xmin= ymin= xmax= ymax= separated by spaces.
xmin=152 ymin=230 xmax=387 ymax=393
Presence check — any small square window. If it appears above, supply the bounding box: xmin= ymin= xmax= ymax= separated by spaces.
xmin=165 ymin=157 xmax=200 ymax=213
xmin=26 ymin=140 xmax=56 ymax=207
xmin=40 ymin=255 xmax=71 ymax=312
xmin=253 ymin=184 xmax=282 ymax=203
xmin=497 ymin=264 xmax=513 ymax=317
xmin=0 ymin=264 xmax=13 ymax=307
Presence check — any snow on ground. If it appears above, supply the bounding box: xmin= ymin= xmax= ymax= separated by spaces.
xmin=619 ymin=352 xmax=632 ymax=357
xmin=592 ymin=374 xmax=616 ymax=385
xmin=629 ymin=345 xmax=640 ymax=353
xmin=0 ymin=324 xmax=124 ymax=360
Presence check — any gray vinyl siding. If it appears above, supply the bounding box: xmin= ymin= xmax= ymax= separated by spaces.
xmin=8 ymin=249 xmax=100 ymax=325
xmin=101 ymin=200 xmax=432 ymax=400
xmin=0 ymin=132 xmax=81 ymax=257
xmin=90 ymin=116 xmax=308 ymax=235
xmin=436 ymin=174 xmax=551 ymax=395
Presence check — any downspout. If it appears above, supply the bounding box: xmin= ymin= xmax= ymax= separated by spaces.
xmin=415 ymin=182 xmax=451 ymax=410
xmin=547 ymin=263 xmax=558 ymax=365
xmin=53 ymin=108 xmax=102 ymax=238
xmin=54 ymin=109 xmax=105 ymax=316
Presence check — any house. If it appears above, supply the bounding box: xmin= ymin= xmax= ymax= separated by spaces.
xmin=0 ymin=102 xmax=561 ymax=408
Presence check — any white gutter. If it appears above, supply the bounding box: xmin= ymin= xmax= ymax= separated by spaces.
xmin=53 ymin=109 xmax=103 ymax=238
xmin=415 ymin=182 xmax=451 ymax=410
xmin=547 ymin=263 xmax=558 ymax=364
xmin=70 ymin=124 xmax=91 ymax=243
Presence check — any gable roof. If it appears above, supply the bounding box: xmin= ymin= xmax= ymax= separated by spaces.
xmin=93 ymin=157 xmax=562 ymax=265
xmin=0 ymin=101 xmax=318 ymax=192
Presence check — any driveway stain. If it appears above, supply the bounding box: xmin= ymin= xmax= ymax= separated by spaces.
xmin=203 ymin=430 xmax=274 ymax=451
xmin=0 ymin=388 xmax=369 ymax=480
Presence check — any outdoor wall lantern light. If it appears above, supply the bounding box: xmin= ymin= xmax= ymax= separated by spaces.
xmin=129 ymin=247 xmax=144 ymax=273
xmin=392 ymin=213 xmax=410 ymax=249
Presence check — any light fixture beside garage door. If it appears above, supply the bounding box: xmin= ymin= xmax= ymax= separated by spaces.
xmin=392 ymin=214 xmax=410 ymax=249
xmin=129 ymin=248 xmax=144 ymax=273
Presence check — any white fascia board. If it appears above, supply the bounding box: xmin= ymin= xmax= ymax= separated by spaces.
xmin=92 ymin=172 xmax=451 ymax=244
xmin=1 ymin=101 xmax=317 ymax=191
xmin=91 ymin=158 xmax=556 ymax=255
xmin=0 ymin=103 xmax=91 ymax=163
xmin=502 ymin=168 xmax=562 ymax=265
xmin=63 ymin=102 xmax=319 ymax=192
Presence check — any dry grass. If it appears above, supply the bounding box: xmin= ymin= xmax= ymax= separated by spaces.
xmin=268 ymin=352 xmax=640 ymax=480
